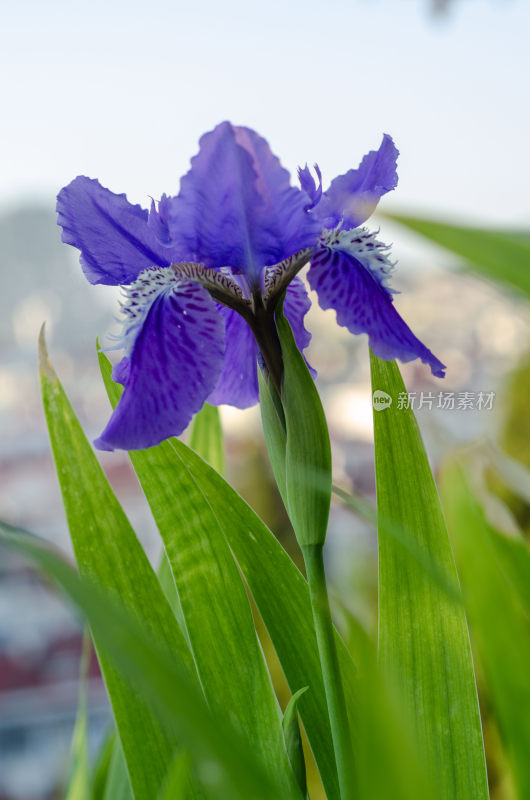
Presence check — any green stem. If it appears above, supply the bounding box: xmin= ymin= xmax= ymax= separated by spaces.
xmin=245 ymin=303 xmax=285 ymax=398
xmin=302 ymin=544 xmax=356 ymax=800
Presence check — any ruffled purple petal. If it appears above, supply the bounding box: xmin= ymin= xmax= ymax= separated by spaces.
xmin=298 ymin=163 xmax=322 ymax=211
xmin=314 ymin=135 xmax=399 ymax=229
xmin=308 ymin=245 xmax=445 ymax=377
xmin=207 ymin=306 xmax=259 ymax=409
xmin=95 ymin=281 xmax=225 ymax=451
xmin=148 ymin=193 xmax=173 ymax=246
xmin=166 ymin=122 xmax=319 ymax=279
xmin=233 ymin=126 xmax=321 ymax=262
xmin=57 ymin=177 xmax=175 ymax=285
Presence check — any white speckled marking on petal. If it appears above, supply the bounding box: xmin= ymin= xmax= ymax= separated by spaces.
xmin=319 ymin=225 xmax=397 ymax=296
xmin=110 ymin=266 xmax=183 ymax=357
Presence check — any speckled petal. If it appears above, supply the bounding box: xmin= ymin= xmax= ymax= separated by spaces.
xmin=308 ymin=244 xmax=445 ymax=377
xmin=95 ymin=278 xmax=225 ymax=450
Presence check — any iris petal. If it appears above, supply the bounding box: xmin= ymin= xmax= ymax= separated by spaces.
xmin=166 ymin=122 xmax=319 ymax=279
xmin=314 ymin=134 xmax=399 ymax=229
xmin=56 ymin=177 xmax=177 ymax=285
xmin=207 ymin=307 xmax=259 ymax=409
xmin=298 ymin=163 xmax=322 ymax=210
xmin=308 ymin=245 xmax=445 ymax=377
xmin=95 ymin=279 xmax=225 ymax=451
xmin=283 ymin=276 xmax=315 ymax=377
xmin=232 ymin=126 xmax=320 ymax=263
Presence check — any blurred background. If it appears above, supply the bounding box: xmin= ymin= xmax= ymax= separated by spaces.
xmin=1 ymin=0 xmax=529 ymax=797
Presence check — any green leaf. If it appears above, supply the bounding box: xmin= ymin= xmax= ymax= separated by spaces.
xmin=0 ymin=521 xmax=298 ymax=800
xmin=276 ymin=308 xmax=332 ymax=547
xmin=39 ymin=330 xmax=198 ymax=800
xmin=91 ymin=731 xmax=115 ymax=800
xmin=370 ymin=353 xmax=488 ymax=800
xmin=282 ymin=687 xmax=309 ymax=797
xmin=99 ymin=351 xmax=354 ymax=800
xmin=156 ymin=550 xmax=188 ymax=638
xmin=441 ymin=460 xmax=530 ymax=799
xmin=97 ymin=351 xmax=299 ymax=797
xmin=333 ymin=484 xmax=460 ymax=604
xmin=157 ymin=751 xmax=191 ymax=800
xmin=65 ymin=631 xmax=91 ymax=800
xmin=170 ymin=438 xmax=356 ymax=800
xmin=189 ymin=403 xmax=224 ymax=474
xmin=386 ymin=212 xmax=530 ymax=298
xmin=103 ymin=740 xmax=133 ymax=800
xmin=339 ymin=609 xmax=437 ymax=800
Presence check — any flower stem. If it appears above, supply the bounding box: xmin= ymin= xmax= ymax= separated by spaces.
xmin=246 ymin=303 xmax=285 ymax=397
xmin=302 ymin=544 xmax=356 ymax=800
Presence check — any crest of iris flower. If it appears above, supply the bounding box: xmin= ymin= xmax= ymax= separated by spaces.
xmin=57 ymin=121 xmax=445 ymax=451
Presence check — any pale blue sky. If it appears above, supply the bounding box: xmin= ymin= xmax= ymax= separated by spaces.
xmin=1 ymin=0 xmax=529 ymax=225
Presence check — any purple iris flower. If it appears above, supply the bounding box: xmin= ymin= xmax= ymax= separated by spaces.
xmin=57 ymin=121 xmax=445 ymax=451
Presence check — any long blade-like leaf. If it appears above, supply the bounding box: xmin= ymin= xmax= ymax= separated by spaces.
xmin=386 ymin=212 xmax=530 ymax=298
xmin=157 ymin=752 xmax=191 ymax=800
xmin=97 ymin=352 xmax=299 ymax=796
xmin=370 ymin=353 xmax=488 ymax=799
xmin=441 ymin=460 xmax=530 ymax=799
xmin=91 ymin=731 xmax=114 ymax=800
xmin=99 ymin=351 xmax=355 ymax=800
xmin=341 ymin=610 xmax=437 ymax=800
xmin=172 ymin=437 xmax=357 ymax=800
xmin=0 ymin=522 xmax=299 ymax=800
xmin=39 ymin=331 xmax=198 ymax=800
xmin=103 ymin=740 xmax=133 ymax=800
xmin=65 ymin=632 xmax=91 ymax=800
xmin=189 ymin=403 xmax=224 ymax=475
xmin=282 ymin=687 xmax=309 ymax=797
